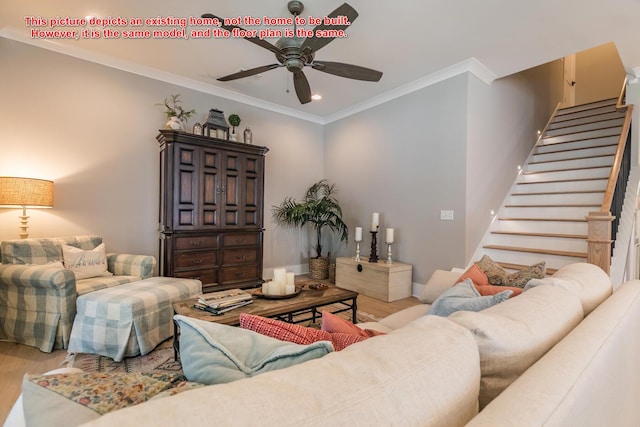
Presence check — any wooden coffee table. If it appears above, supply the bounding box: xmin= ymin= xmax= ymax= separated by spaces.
xmin=172 ymin=284 xmax=358 ymax=359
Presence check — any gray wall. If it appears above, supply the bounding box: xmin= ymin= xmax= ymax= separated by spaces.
xmin=0 ymin=38 xmax=324 ymax=272
xmin=324 ymin=76 xmax=469 ymax=283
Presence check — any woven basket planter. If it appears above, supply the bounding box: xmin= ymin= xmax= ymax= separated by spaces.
xmin=309 ymin=257 xmax=330 ymax=280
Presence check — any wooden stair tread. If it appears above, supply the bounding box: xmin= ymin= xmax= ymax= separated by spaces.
xmin=522 ymin=165 xmax=610 ymax=175
xmin=517 ymin=177 xmax=607 ymax=185
xmin=534 ymin=142 xmax=618 ymax=156
xmin=496 ymin=262 xmax=558 ymax=275
xmin=511 ymin=190 xmax=604 ymax=196
xmin=483 ymin=245 xmax=586 ymax=258
xmin=553 ymin=111 xmax=626 ymax=125
xmin=528 ymin=153 xmax=614 ymax=165
xmin=549 ymin=117 xmax=625 ymax=133
xmin=491 ymin=231 xmax=587 ymax=239
xmin=541 ymin=131 xmax=621 ymax=145
xmin=504 ymin=204 xmax=599 ymax=208
xmin=498 ymin=217 xmax=588 ymax=222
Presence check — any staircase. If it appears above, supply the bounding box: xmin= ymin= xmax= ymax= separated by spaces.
xmin=474 ymin=97 xmax=629 ymax=275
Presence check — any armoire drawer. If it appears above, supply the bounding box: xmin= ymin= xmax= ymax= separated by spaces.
xmin=223 ymin=233 xmax=259 ymax=247
xmin=220 ymin=265 xmax=260 ymax=284
xmin=174 ymin=235 xmax=218 ymax=250
xmin=174 ymin=268 xmax=218 ymax=285
xmin=222 ymin=248 xmax=258 ymax=266
xmin=174 ymin=251 xmax=218 ymax=269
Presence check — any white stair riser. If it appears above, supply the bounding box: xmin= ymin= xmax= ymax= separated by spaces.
xmin=545 ymin=118 xmax=625 ymax=137
xmin=527 ymin=155 xmax=614 ymax=172
xmin=480 ymin=249 xmax=586 ymax=270
xmin=536 ymin=135 xmax=620 ymax=153
xmin=487 ymin=234 xmax=587 ymax=252
xmin=508 ymin=192 xmax=604 ymax=205
xmin=516 ymin=179 xmax=607 ymax=193
xmin=520 ymin=168 xmax=610 ymax=182
xmin=533 ymin=145 xmax=617 ymax=162
xmin=543 ymin=128 xmax=621 ymax=144
xmin=494 ymin=219 xmax=588 ymax=235
xmin=549 ymin=111 xmax=626 ymax=129
xmin=502 ymin=206 xmax=596 ymax=218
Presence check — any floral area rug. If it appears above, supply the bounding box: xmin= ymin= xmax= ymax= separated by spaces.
xmin=68 ymin=340 xmax=181 ymax=374
xmin=68 ymin=308 xmax=380 ymax=374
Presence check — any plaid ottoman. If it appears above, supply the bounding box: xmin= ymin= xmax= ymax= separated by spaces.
xmin=68 ymin=277 xmax=201 ymax=361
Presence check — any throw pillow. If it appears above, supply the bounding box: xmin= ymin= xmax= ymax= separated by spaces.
xmin=240 ymin=313 xmax=368 ymax=350
xmin=427 ymin=279 xmax=512 ymax=317
xmin=456 ymin=264 xmax=490 ymax=287
xmin=61 ymin=243 xmax=112 ymax=280
xmin=174 ymin=314 xmax=333 ymax=385
xmin=476 ymin=255 xmax=545 ymax=288
xmin=320 ymin=311 xmax=386 ymax=338
xmin=475 ymin=285 xmax=523 ymax=297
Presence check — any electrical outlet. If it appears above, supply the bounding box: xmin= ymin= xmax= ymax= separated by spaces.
xmin=440 ymin=210 xmax=454 ymax=221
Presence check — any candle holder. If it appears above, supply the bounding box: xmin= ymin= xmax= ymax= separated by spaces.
xmin=369 ymin=230 xmax=379 ymax=263
xmin=355 ymin=241 xmax=361 ymax=262
xmin=386 ymin=243 xmax=393 ymax=264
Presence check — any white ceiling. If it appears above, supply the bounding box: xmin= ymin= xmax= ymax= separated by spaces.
xmin=2 ymin=0 xmax=640 ymax=124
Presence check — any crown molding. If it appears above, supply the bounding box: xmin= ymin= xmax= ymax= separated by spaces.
xmin=0 ymin=26 xmax=326 ymax=124
xmin=324 ymin=58 xmax=497 ymax=124
xmin=1 ymin=26 xmax=497 ymax=126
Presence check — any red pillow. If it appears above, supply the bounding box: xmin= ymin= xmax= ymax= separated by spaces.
xmin=457 ymin=264 xmax=490 ymax=287
xmin=321 ymin=311 xmax=385 ymax=337
xmin=239 ymin=313 xmax=367 ymax=351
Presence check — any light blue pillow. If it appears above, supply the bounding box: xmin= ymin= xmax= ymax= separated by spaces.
xmin=427 ymin=279 xmax=512 ymax=317
xmin=174 ymin=315 xmax=333 ymax=385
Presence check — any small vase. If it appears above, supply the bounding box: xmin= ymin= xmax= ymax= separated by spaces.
xmin=166 ymin=116 xmax=183 ymax=130
xmin=243 ymin=127 xmax=253 ymax=144
xmin=229 ymin=132 xmax=237 ymax=142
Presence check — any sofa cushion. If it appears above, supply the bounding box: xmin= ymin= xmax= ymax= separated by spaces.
xmin=448 ymin=284 xmax=584 ymax=409
xmin=427 ymin=279 xmax=512 ymax=317
xmin=524 ymin=262 xmax=612 ymax=315
xmin=418 ymin=269 xmax=460 ymax=303
xmin=82 ymin=315 xmax=481 ymax=427
xmin=1 ymin=235 xmax=102 ymax=265
xmin=240 ymin=313 xmax=368 ymax=350
xmin=174 ymin=315 xmax=333 ymax=385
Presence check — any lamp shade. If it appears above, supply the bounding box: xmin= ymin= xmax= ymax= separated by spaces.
xmin=0 ymin=177 xmax=54 ymax=208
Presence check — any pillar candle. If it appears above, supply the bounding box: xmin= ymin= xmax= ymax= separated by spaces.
xmin=273 ymin=268 xmax=286 ymax=284
xmin=285 ymin=284 xmax=295 ymax=294
xmin=355 ymin=227 xmax=363 ymax=242
xmin=286 ymin=272 xmax=295 ymax=286
xmin=262 ymin=281 xmax=269 ymax=295
xmin=386 ymin=228 xmax=394 ymax=243
xmin=371 ymin=213 xmax=379 ymax=231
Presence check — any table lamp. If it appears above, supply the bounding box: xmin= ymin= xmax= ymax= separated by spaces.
xmin=0 ymin=177 xmax=54 ymax=238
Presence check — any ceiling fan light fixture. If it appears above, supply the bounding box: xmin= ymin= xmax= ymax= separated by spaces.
xmin=311 ymin=94 xmax=322 ymax=100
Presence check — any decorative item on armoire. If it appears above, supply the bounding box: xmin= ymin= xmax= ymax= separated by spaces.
xmin=228 ymin=114 xmax=241 ymax=141
xmin=203 ymin=108 xmax=229 ymax=140
xmin=156 ymin=94 xmax=195 ymax=131
xmin=192 ymin=122 xmax=202 ymax=135
xmin=243 ymin=127 xmax=253 ymax=144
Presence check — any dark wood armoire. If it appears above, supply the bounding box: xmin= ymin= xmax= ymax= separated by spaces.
xmin=157 ymin=129 xmax=268 ymax=293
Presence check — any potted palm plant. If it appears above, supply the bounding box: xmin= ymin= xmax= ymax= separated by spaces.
xmin=273 ymin=179 xmax=349 ymax=279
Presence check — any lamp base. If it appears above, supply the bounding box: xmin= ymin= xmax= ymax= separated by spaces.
xmin=19 ymin=206 xmax=29 ymax=239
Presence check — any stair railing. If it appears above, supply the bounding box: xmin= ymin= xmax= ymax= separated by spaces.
xmin=587 ymin=78 xmax=634 ymax=274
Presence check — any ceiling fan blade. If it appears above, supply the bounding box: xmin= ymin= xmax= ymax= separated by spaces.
xmin=217 ymin=64 xmax=282 ymax=81
xmin=311 ymin=61 xmax=382 ymax=82
xmin=301 ymin=3 xmax=358 ymax=53
xmin=202 ymin=13 xmax=281 ymax=54
xmin=293 ymin=71 xmax=312 ymax=104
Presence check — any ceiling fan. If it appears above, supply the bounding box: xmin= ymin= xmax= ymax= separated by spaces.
xmin=202 ymin=1 xmax=383 ymax=104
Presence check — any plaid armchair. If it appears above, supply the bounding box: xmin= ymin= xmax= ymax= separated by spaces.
xmin=0 ymin=235 xmax=156 ymax=352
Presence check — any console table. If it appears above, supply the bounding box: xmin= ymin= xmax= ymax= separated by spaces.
xmin=335 ymin=257 xmax=412 ymax=302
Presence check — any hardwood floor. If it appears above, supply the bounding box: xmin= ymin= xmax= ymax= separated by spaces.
xmin=0 ymin=293 xmax=420 ymax=424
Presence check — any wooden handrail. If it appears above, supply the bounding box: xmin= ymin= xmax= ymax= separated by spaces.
xmin=616 ymin=76 xmax=628 ymax=109
xmin=601 ymin=104 xmax=634 ymax=211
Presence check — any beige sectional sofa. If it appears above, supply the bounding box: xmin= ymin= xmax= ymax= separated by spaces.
xmin=12 ymin=262 xmax=640 ymax=426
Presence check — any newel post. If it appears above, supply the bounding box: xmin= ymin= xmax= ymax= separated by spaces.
xmin=586 ymin=211 xmax=615 ymax=274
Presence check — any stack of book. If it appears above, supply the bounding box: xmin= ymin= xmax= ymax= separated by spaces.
xmin=194 ymin=289 xmax=253 ymax=315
